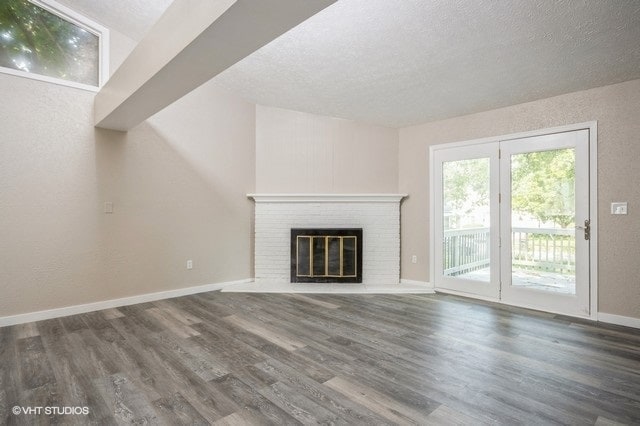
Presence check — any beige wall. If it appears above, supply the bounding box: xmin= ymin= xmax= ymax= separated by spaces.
xmin=399 ymin=78 xmax=640 ymax=319
xmin=0 ymin=30 xmax=255 ymax=318
xmin=256 ymin=105 xmax=398 ymax=193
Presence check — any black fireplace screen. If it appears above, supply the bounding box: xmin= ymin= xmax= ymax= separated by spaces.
xmin=291 ymin=228 xmax=363 ymax=283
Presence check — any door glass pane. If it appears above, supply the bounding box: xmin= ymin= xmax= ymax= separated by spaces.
xmin=510 ymin=148 xmax=576 ymax=294
xmin=442 ymin=158 xmax=491 ymax=282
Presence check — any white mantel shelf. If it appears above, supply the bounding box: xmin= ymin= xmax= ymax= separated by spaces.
xmin=247 ymin=193 xmax=408 ymax=203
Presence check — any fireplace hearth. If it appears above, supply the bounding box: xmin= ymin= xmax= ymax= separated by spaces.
xmin=291 ymin=228 xmax=363 ymax=283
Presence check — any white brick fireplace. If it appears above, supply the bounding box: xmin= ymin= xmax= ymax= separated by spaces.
xmin=248 ymin=194 xmax=406 ymax=285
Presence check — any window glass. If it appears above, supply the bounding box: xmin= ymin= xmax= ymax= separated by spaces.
xmin=0 ymin=0 xmax=100 ymax=86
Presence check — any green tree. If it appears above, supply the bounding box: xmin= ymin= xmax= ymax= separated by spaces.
xmin=443 ymin=149 xmax=575 ymax=229
xmin=443 ymin=158 xmax=490 ymax=228
xmin=511 ymin=149 xmax=575 ymax=228
xmin=0 ymin=0 xmax=98 ymax=85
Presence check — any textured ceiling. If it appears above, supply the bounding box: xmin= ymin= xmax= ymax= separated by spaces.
xmin=61 ymin=0 xmax=640 ymax=128
xmin=212 ymin=0 xmax=640 ymax=127
xmin=56 ymin=0 xmax=172 ymax=41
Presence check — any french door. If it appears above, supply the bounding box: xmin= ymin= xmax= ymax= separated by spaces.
xmin=433 ymin=129 xmax=591 ymax=317
xmin=433 ymin=143 xmax=500 ymax=299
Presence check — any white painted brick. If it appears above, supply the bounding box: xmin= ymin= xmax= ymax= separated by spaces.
xmin=253 ymin=200 xmax=401 ymax=284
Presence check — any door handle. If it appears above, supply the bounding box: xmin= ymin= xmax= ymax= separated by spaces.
xmin=575 ymin=219 xmax=590 ymax=240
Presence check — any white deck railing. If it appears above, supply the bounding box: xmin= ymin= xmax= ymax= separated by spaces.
xmin=443 ymin=227 xmax=575 ymax=276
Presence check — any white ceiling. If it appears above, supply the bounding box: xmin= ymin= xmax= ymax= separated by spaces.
xmin=63 ymin=0 xmax=640 ymax=128
xmin=56 ymin=0 xmax=173 ymax=41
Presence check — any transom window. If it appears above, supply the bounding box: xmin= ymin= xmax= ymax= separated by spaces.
xmin=0 ymin=0 xmax=108 ymax=89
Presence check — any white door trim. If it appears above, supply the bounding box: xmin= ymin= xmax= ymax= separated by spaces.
xmin=429 ymin=121 xmax=598 ymax=319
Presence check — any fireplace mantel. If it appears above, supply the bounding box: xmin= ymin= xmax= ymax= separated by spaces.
xmin=247 ymin=193 xmax=407 ymax=203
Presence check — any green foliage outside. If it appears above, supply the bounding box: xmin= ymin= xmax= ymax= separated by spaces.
xmin=443 ymin=158 xmax=489 ymax=228
xmin=444 ymin=148 xmax=575 ymax=229
xmin=0 ymin=0 xmax=98 ymax=85
xmin=511 ymin=149 xmax=575 ymax=228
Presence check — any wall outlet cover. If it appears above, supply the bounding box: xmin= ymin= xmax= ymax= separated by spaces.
xmin=611 ymin=202 xmax=628 ymax=215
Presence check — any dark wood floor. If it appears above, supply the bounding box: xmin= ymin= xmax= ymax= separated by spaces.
xmin=1 ymin=292 xmax=640 ymax=425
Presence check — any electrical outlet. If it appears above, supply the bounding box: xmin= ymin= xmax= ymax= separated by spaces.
xmin=411 ymin=255 xmax=417 ymax=264
xmin=104 ymin=202 xmax=113 ymax=214
xmin=186 ymin=260 xmax=193 ymax=270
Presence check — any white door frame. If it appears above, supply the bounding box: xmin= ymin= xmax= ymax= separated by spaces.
xmin=429 ymin=121 xmax=598 ymax=319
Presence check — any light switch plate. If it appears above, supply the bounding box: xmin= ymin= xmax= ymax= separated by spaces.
xmin=611 ymin=202 xmax=627 ymax=215
xmin=104 ymin=202 xmax=113 ymax=214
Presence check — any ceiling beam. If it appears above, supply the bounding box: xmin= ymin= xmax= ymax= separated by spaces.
xmin=94 ymin=0 xmax=336 ymax=131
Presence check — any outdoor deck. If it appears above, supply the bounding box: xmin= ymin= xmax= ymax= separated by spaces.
xmin=444 ymin=227 xmax=576 ymax=294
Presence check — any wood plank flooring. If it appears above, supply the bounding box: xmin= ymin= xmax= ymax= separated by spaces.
xmin=1 ymin=292 xmax=640 ymax=425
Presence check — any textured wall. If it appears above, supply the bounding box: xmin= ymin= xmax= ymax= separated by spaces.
xmin=399 ymin=78 xmax=640 ymax=319
xmin=255 ymin=105 xmax=398 ymax=193
xmin=0 ymin=30 xmax=255 ymax=318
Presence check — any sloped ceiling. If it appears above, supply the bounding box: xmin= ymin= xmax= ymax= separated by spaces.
xmin=56 ymin=0 xmax=173 ymax=41
xmin=62 ymin=0 xmax=640 ymax=128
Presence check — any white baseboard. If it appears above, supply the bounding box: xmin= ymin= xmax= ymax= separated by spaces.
xmin=400 ymin=279 xmax=434 ymax=291
xmin=0 ymin=278 xmax=253 ymax=327
xmin=597 ymin=312 xmax=640 ymax=329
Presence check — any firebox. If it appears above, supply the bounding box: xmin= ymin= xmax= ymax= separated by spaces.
xmin=291 ymin=228 xmax=363 ymax=283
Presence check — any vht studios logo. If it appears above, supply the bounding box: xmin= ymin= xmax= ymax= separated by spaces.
xmin=13 ymin=406 xmax=89 ymax=416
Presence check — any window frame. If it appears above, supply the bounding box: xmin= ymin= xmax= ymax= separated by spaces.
xmin=0 ymin=0 xmax=109 ymax=91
